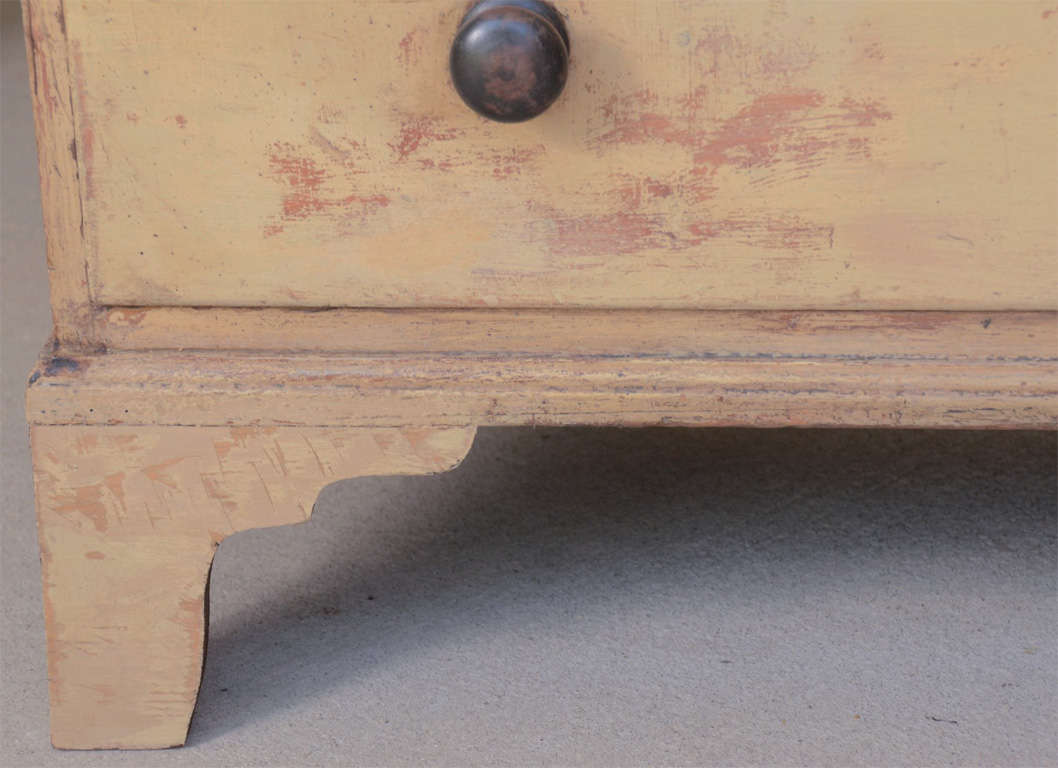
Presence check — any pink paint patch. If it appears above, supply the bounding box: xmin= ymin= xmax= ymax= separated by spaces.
xmin=489 ymin=145 xmax=546 ymax=179
xmin=549 ymin=211 xmax=669 ymax=257
xmin=398 ymin=29 xmax=422 ymax=68
xmin=264 ymin=142 xmax=390 ymax=237
xmin=389 ymin=116 xmax=462 ymax=161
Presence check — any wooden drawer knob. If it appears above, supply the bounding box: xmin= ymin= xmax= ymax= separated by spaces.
xmin=450 ymin=0 xmax=570 ymax=123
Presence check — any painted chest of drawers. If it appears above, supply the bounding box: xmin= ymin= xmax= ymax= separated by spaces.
xmin=22 ymin=0 xmax=1058 ymax=749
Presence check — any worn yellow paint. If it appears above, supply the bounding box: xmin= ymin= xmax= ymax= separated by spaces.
xmin=61 ymin=0 xmax=1056 ymax=309
xmin=98 ymin=307 xmax=1058 ymax=359
xmin=27 ymin=326 xmax=1058 ymax=430
xmin=32 ymin=424 xmax=475 ymax=749
xmin=21 ymin=0 xmax=99 ymax=345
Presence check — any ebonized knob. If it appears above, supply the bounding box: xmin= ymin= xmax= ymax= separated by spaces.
xmin=450 ymin=0 xmax=570 ymax=123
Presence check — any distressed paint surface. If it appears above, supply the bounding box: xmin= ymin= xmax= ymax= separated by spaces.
xmin=98 ymin=307 xmax=1058 ymax=359
xmin=61 ymin=0 xmax=1056 ymax=309
xmin=27 ymin=330 xmax=1058 ymax=430
xmin=32 ymin=424 xmax=475 ymax=749
xmin=21 ymin=0 xmax=98 ymax=345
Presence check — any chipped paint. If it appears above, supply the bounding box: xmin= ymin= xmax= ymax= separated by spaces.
xmin=264 ymin=142 xmax=390 ymax=237
xmin=838 ymin=97 xmax=893 ymax=126
xmin=44 ymin=356 xmax=81 ymax=376
xmin=547 ymin=211 xmax=668 ymax=257
xmin=537 ymin=206 xmax=834 ymax=259
xmin=108 ymin=308 xmax=148 ymax=327
xmin=388 ymin=115 xmax=462 ymax=161
xmin=56 ymin=0 xmax=1057 ymax=311
xmin=589 ymin=88 xmax=892 ymax=211
xmin=612 ymin=176 xmax=675 ymax=209
xmin=103 ymin=472 xmax=127 ymax=518
xmin=69 ymin=41 xmax=94 ymax=200
xmin=397 ymin=28 xmax=424 ymax=69
xmin=54 ymin=484 xmax=108 ymax=533
xmin=489 ymin=145 xmax=545 ymax=178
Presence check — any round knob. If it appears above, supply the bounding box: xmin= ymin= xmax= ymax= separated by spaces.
xmin=450 ymin=0 xmax=570 ymax=123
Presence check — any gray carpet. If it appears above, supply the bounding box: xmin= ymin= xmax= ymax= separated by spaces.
xmin=2 ymin=4 xmax=1055 ymax=765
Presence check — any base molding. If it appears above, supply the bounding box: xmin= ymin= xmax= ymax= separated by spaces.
xmin=27 ymin=354 xmax=1058 ymax=431
xmin=29 ymin=311 xmax=1058 ymax=430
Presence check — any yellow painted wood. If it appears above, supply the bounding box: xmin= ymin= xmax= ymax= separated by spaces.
xmin=61 ymin=0 xmax=1057 ymax=309
xmin=32 ymin=424 xmax=475 ymax=749
xmin=27 ymin=335 xmax=1058 ymax=431
xmin=99 ymin=307 xmax=1057 ymax=358
xmin=21 ymin=0 xmax=99 ymax=345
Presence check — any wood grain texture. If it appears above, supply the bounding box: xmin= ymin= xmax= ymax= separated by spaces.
xmin=31 ymin=424 xmax=475 ymax=749
xmin=99 ymin=307 xmax=1056 ymax=358
xmin=63 ymin=0 xmax=1057 ymax=310
xmin=27 ymin=311 xmax=1058 ymax=429
xmin=21 ymin=0 xmax=99 ymax=346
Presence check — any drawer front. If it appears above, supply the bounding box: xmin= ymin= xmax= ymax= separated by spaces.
xmin=67 ymin=1 xmax=1056 ymax=309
